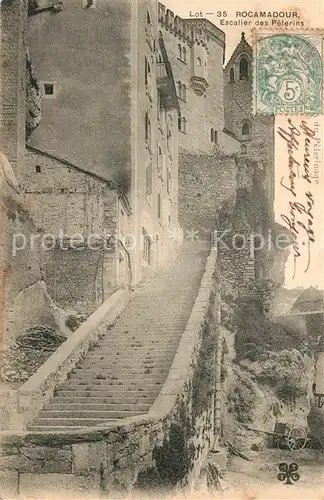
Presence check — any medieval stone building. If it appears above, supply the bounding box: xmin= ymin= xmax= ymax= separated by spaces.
xmin=0 ymin=0 xmax=280 ymax=334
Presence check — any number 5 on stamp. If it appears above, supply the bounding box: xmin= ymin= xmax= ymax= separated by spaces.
xmin=254 ymin=32 xmax=323 ymax=115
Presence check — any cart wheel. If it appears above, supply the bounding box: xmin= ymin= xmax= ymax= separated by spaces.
xmin=287 ymin=426 xmax=307 ymax=451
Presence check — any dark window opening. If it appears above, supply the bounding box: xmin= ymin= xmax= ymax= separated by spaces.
xmin=146 ymin=162 xmax=152 ymax=196
xmin=145 ymin=111 xmax=151 ymax=144
xmin=241 ymin=144 xmax=247 ymax=155
xmin=157 ymin=193 xmax=162 ymax=220
xmin=242 ymin=122 xmax=250 ymax=136
xmin=197 ymin=57 xmax=202 ymax=67
xmin=239 ymin=57 xmax=249 ymax=80
xmin=183 ymin=47 xmax=187 ymax=63
xmin=178 ymin=45 xmax=182 ymax=60
xmin=230 ymin=68 xmax=235 ymax=83
xmin=146 ymin=10 xmax=151 ymax=24
xmin=35 ymin=165 xmax=41 ymax=173
xmin=143 ymin=229 xmax=152 ymax=265
xmin=44 ymin=83 xmax=54 ymax=95
xmin=178 ymin=116 xmax=182 ymax=131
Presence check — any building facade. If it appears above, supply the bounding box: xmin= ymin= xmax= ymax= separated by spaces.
xmin=22 ymin=0 xmax=181 ymax=308
xmin=158 ymin=3 xmax=240 ymax=155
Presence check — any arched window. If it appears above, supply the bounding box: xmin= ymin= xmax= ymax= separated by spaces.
xmin=178 ymin=115 xmax=182 ymax=131
xmin=214 ymin=130 xmax=218 ymax=144
xmin=230 ymin=68 xmax=235 ymax=83
xmin=146 ymin=10 xmax=151 ymax=24
xmin=183 ymin=46 xmax=187 ymax=63
xmin=241 ymin=121 xmax=250 ymax=137
xmin=178 ymin=44 xmax=182 ymax=60
xmin=211 ymin=128 xmax=214 ymax=142
xmin=239 ymin=57 xmax=249 ymax=80
xmin=197 ymin=57 xmax=202 ymax=67
xmin=241 ymin=144 xmax=247 ymax=155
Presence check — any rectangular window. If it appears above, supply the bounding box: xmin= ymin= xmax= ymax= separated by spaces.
xmin=157 ymin=145 xmax=163 ymax=178
xmin=146 ymin=161 xmax=153 ymax=197
xmin=142 ymin=229 xmax=152 ymax=265
xmin=145 ymin=111 xmax=151 ymax=145
xmin=167 ymin=170 xmax=172 ymax=197
xmin=157 ymin=193 xmax=162 ymax=221
xmin=40 ymin=80 xmax=57 ymax=98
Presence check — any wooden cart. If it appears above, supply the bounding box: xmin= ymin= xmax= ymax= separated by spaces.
xmin=271 ymin=422 xmax=308 ymax=451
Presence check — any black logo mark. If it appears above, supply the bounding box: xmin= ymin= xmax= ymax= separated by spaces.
xmin=277 ymin=462 xmax=300 ymax=485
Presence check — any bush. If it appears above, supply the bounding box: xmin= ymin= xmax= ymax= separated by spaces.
xmin=234 ymin=295 xmax=309 ymax=362
xmin=228 ymin=378 xmax=256 ymax=424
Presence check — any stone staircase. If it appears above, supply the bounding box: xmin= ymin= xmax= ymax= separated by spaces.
xmin=28 ymin=241 xmax=210 ymax=431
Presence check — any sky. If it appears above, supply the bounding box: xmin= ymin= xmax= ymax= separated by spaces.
xmin=164 ymin=0 xmax=324 ymax=290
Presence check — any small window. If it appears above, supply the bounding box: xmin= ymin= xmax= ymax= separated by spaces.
xmin=146 ymin=162 xmax=152 ymax=196
xmin=182 ymin=117 xmax=187 ymax=133
xmin=157 ymin=193 xmax=162 ymax=221
xmin=145 ymin=111 xmax=151 ymax=144
xmin=167 ymin=170 xmax=172 ymax=196
xmin=178 ymin=116 xmax=182 ymax=131
xmin=183 ymin=47 xmax=187 ymax=63
xmin=41 ymin=81 xmax=57 ymax=98
xmin=146 ymin=10 xmax=151 ymax=24
xmin=84 ymin=0 xmax=95 ymax=8
xmin=178 ymin=45 xmax=182 ymax=60
xmin=197 ymin=57 xmax=202 ymax=67
xmin=177 ymin=81 xmax=182 ymax=98
xmin=44 ymin=83 xmax=54 ymax=95
xmin=158 ymin=146 xmax=163 ymax=175
xmin=182 ymin=84 xmax=187 ymax=101
xmin=239 ymin=57 xmax=249 ymax=80
xmin=211 ymin=128 xmax=214 ymax=142
xmin=35 ymin=165 xmax=41 ymax=173
xmin=143 ymin=229 xmax=152 ymax=265
xmin=241 ymin=144 xmax=247 ymax=155
xmin=242 ymin=121 xmax=250 ymax=137
xmin=230 ymin=68 xmax=234 ymax=83
xmin=145 ymin=57 xmax=151 ymax=86
xmin=167 ymin=128 xmax=172 ymax=151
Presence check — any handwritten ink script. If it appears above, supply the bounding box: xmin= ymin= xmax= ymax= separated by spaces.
xmin=278 ymin=118 xmax=316 ymax=279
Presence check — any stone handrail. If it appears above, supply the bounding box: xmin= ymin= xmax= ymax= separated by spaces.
xmin=17 ymin=288 xmax=130 ymax=427
xmin=149 ymin=245 xmax=217 ymax=417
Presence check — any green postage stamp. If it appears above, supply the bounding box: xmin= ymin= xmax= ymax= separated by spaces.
xmin=254 ymin=32 xmax=323 ymax=115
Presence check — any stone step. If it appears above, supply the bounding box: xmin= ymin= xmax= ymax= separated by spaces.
xmin=70 ymin=363 xmax=169 ymax=377
xmin=59 ymin=381 xmax=163 ymax=390
xmin=29 ymin=418 xmax=127 ymax=427
xmin=55 ymin=388 xmax=160 ymax=397
xmin=50 ymin=396 xmax=153 ymax=404
xmin=44 ymin=403 xmax=151 ymax=412
xmin=27 ymin=425 xmax=86 ymax=432
xmin=76 ymin=361 xmax=171 ymax=368
xmin=67 ymin=374 xmax=166 ymax=382
xmin=36 ymin=410 xmax=146 ymax=421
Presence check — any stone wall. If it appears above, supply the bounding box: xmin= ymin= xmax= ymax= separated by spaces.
xmin=27 ymin=0 xmax=133 ymax=186
xmin=0 ymin=0 xmax=27 ymax=175
xmin=178 ymin=152 xmax=237 ymax=240
xmin=22 ymin=148 xmax=131 ymax=312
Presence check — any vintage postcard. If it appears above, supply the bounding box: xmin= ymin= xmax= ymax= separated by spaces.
xmin=0 ymin=0 xmax=324 ymax=498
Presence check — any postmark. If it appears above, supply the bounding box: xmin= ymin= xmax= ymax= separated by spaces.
xmin=254 ymin=32 xmax=323 ymax=115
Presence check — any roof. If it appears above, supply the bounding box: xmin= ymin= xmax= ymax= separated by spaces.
xmin=225 ymin=32 xmax=252 ymax=70
xmin=292 ymin=287 xmax=324 ymax=312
